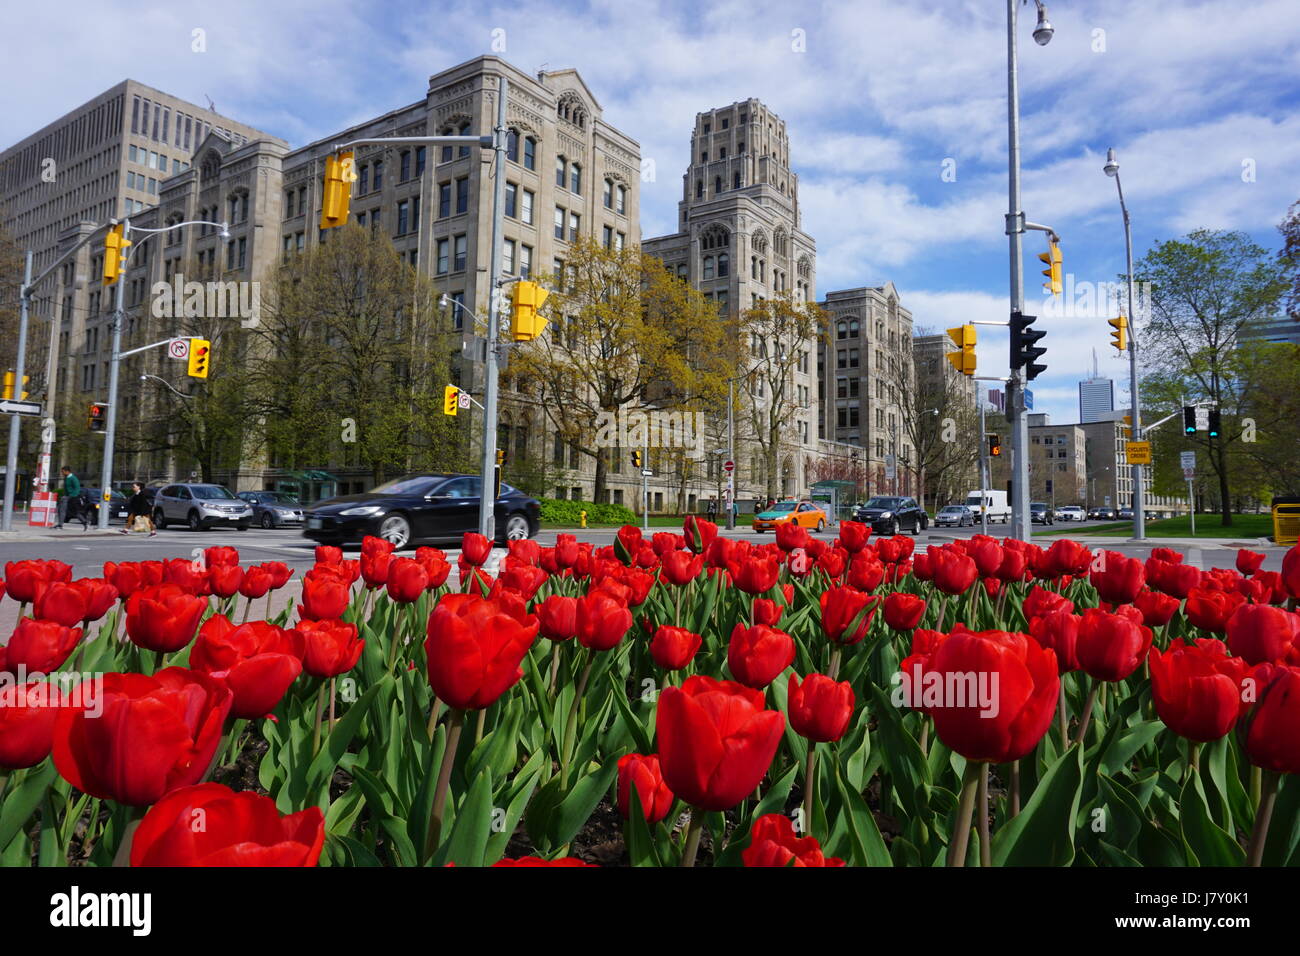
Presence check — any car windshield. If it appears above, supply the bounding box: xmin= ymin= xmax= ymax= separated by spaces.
xmin=371 ymin=476 xmax=439 ymax=495
xmin=865 ymin=498 xmax=902 ymax=509
xmin=940 ymin=506 xmax=964 ymax=514
xmin=766 ymin=502 xmax=797 ymax=513
xmin=964 ymin=495 xmax=987 ymax=506
xmin=192 ymin=486 xmax=236 ymax=500
xmin=270 ymin=493 xmax=300 ymax=503
xmin=1031 ymin=503 xmax=1047 ymax=509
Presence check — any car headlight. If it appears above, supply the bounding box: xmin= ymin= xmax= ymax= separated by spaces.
xmin=878 ymin=511 xmax=893 ymax=519
xmin=340 ymin=506 xmax=383 ymax=516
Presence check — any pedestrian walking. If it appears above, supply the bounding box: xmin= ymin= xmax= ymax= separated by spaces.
xmin=122 ymin=480 xmax=155 ymax=536
xmin=706 ymin=497 xmax=717 ymax=518
xmin=56 ymin=466 xmax=88 ymax=530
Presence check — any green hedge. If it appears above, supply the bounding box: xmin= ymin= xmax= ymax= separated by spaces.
xmin=538 ymin=498 xmax=637 ymax=526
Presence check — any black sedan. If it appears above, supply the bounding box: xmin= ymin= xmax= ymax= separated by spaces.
xmin=303 ymin=474 xmax=540 ymax=549
xmin=853 ymin=496 xmax=927 ymax=536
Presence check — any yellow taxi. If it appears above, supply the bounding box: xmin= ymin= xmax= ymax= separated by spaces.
xmin=752 ymin=499 xmax=828 ymax=533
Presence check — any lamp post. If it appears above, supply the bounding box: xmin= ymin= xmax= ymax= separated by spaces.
xmin=1005 ymin=0 xmax=1053 ymax=543
xmin=1103 ymin=147 xmax=1145 ymax=540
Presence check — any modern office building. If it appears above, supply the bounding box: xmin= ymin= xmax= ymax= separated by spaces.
xmin=1078 ymin=376 xmax=1115 ymax=423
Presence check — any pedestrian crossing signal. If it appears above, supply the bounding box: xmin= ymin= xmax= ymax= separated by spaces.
xmin=87 ymin=403 xmax=107 ymax=431
xmin=187 ymin=339 xmax=210 ymax=378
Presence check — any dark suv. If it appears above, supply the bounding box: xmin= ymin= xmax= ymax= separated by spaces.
xmin=1030 ymin=502 xmax=1054 ymax=525
xmin=853 ymin=496 xmax=927 ymax=536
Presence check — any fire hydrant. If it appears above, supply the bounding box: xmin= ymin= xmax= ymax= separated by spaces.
xmin=579 ymin=509 xmax=587 ymax=529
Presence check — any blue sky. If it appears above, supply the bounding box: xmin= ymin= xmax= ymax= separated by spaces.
xmin=6 ymin=0 xmax=1298 ymax=426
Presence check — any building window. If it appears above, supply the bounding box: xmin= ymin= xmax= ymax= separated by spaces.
xmin=554 ymin=206 xmax=566 ymax=240
xmin=505 ymin=182 xmax=517 ymax=219
xmin=523 ymin=137 xmax=536 ymax=170
xmin=615 ymin=232 xmax=625 ymax=251
xmin=449 ymin=291 xmax=465 ymax=329
xmin=455 ymin=177 xmax=469 ymax=214
xmin=397 ymin=200 xmax=410 ymax=235
xmin=718 ymin=253 xmax=729 ymax=277
xmin=373 ymin=160 xmax=383 ymax=190
xmin=733 ymin=171 xmax=741 ymax=189
xmin=458 ymin=123 xmax=471 ymax=157
xmin=715 ymin=176 xmax=722 ymax=194
xmin=703 ymin=256 xmax=714 ymax=279
xmin=695 ymin=180 xmax=703 ymax=199
xmin=520 ymin=244 xmax=532 ymax=279
xmin=453 ymin=235 xmax=467 ymax=271
xmin=506 ymin=129 xmax=519 ymax=163
xmin=503 ymin=239 xmax=515 ymax=275
xmin=415 ymin=146 xmax=426 ymax=176
xmin=555 ymin=155 xmax=566 ymax=187
xmin=439 ymin=182 xmax=451 ymax=218
xmin=616 ymin=184 xmax=626 ymax=215
xmin=569 ymin=212 xmax=579 ymax=241
xmin=521 ymin=189 xmax=534 ymax=225
xmin=400 ymin=150 xmax=411 ymax=181
xmin=440 ymin=127 xmax=455 ymax=162
xmin=603 ymin=179 xmax=613 ymax=209
xmin=436 ymin=239 xmax=450 ymax=274
xmin=603 ymin=225 xmax=614 ymax=250
xmin=570 ymin=163 xmax=581 ymax=193
xmin=359 ymin=165 xmax=369 ymax=194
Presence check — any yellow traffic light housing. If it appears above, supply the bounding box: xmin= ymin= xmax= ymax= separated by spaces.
xmin=1039 ymin=238 xmax=1062 ymax=296
xmin=945 ymin=324 xmax=976 ymax=376
xmin=510 ymin=281 xmax=550 ymax=342
xmin=187 ymin=338 xmax=211 ymax=378
xmin=3 ymin=371 xmax=28 ymax=400
xmin=1109 ymin=314 xmax=1128 ymax=352
xmin=102 ymin=223 xmax=132 ymax=286
xmin=443 ymin=385 xmax=460 ymax=416
xmin=320 ymin=150 xmax=355 ymax=230
xmin=495 ymin=449 xmax=507 ymax=467
xmin=631 ymin=450 xmax=643 ymax=468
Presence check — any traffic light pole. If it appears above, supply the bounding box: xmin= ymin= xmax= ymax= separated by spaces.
xmin=476 ymin=75 xmax=509 ymax=542
xmin=1 ymin=251 xmax=34 ymax=532
xmin=96 ymin=227 xmax=130 ymax=529
xmin=1005 ymin=0 xmax=1031 ymax=543
xmin=1112 ymin=166 xmax=1145 ymax=540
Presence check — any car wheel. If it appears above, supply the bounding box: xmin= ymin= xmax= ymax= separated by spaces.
xmin=503 ymin=513 xmax=531 ymax=542
xmin=889 ymin=519 xmax=899 ymax=536
xmin=260 ymin=512 xmax=275 ymax=529
xmin=153 ymin=508 xmax=167 ymax=530
xmin=378 ymin=513 xmax=411 ymax=549
xmin=236 ymin=523 xmax=249 ymax=531
xmin=187 ymin=510 xmax=204 ymax=532
xmin=816 ymin=519 xmax=825 ymax=532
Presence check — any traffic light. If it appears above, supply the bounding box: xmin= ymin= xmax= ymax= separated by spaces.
xmin=87 ymin=403 xmax=107 ymax=431
xmin=510 ymin=281 xmax=550 ymax=342
xmin=1183 ymin=406 xmax=1196 ymax=435
xmin=443 ymin=385 xmax=460 ymax=416
xmin=495 ymin=448 xmax=507 ymax=467
xmin=1010 ymin=311 xmax=1047 ymax=381
xmin=187 ymin=338 xmax=211 ymax=378
xmin=631 ymin=450 xmax=643 ymax=468
xmin=1039 ymin=237 xmax=1062 ymax=296
xmin=987 ymin=434 xmax=1002 ymax=457
xmin=1108 ymin=314 xmax=1128 ymax=352
xmin=1122 ymin=414 xmax=1132 ymax=439
xmin=1208 ymin=408 xmax=1221 ymax=439
xmin=945 ymin=324 xmax=976 ymax=376
xmin=2 ymin=371 xmax=28 ymax=400
xmin=319 ymin=150 xmax=354 ymax=230
xmin=102 ymin=223 xmax=131 ymax=286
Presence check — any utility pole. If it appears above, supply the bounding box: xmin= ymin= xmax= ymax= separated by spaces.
xmin=2 ymin=252 xmax=34 ymax=531
xmin=96 ymin=225 xmax=130 ymax=528
xmin=476 ymin=74 xmax=509 ymax=541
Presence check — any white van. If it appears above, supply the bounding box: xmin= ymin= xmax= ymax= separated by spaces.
xmin=964 ymin=489 xmax=1012 ymax=524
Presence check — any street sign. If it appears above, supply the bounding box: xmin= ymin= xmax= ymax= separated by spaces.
xmin=0 ymin=399 xmax=41 ymax=416
xmin=1024 ymin=389 xmax=1034 ymax=411
xmin=1180 ymin=451 xmax=1196 ymax=470
xmin=1126 ymin=440 xmax=1152 ymax=464
xmin=722 ymin=459 xmax=735 ymax=473
xmin=1183 ymin=467 xmax=1196 ymax=480
xmin=1195 ymin=406 xmax=1209 ymax=432
xmin=457 ymin=391 xmax=471 ymax=410
xmin=885 ymin=454 xmax=897 ymax=480
xmin=641 ymin=469 xmax=654 ymax=477
xmin=28 ymin=491 xmax=56 ymax=528
xmin=168 ymin=338 xmax=190 ymax=360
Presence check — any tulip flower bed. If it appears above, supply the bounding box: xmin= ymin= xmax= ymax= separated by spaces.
xmin=2 ymin=521 xmax=1300 ymax=868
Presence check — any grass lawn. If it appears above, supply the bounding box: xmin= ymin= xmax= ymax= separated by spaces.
xmin=1035 ymin=512 xmax=1274 ymax=540
xmin=545 ymin=514 xmax=729 ymax=530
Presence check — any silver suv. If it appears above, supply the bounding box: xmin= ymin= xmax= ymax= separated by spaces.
xmin=153 ymin=483 xmax=254 ymax=531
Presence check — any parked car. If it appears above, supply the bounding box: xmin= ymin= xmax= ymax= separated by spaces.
xmin=238 ymin=491 xmax=307 ymax=529
xmin=934 ymin=504 xmax=975 ymax=528
xmin=853 ymin=496 xmax=928 ymax=536
xmin=752 ymin=499 xmax=828 ymax=533
xmin=303 ymin=474 xmax=540 ymax=549
xmin=1087 ymin=507 xmax=1117 ymax=520
xmin=83 ymin=487 xmax=129 ymax=524
xmin=1055 ymin=505 xmax=1086 ymax=522
xmin=1118 ymin=507 xmax=1134 ymax=520
xmin=153 ymin=483 xmax=254 ymax=531
xmin=1030 ymin=502 xmax=1054 ymax=525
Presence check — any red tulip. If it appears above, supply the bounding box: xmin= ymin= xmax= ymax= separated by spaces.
xmin=264 ymin=562 xmax=293 ymax=589
xmin=315 ymin=546 xmax=343 ymax=565
xmin=125 ymin=584 xmax=208 ymax=653
xmin=1236 ymin=549 xmax=1265 ymax=577
xmin=1242 ymin=664 xmax=1300 ymax=773
xmin=297 ymin=619 xmax=364 ymax=679
xmin=1075 ymin=607 xmax=1152 ymax=681
xmin=576 ymin=593 xmax=632 ymax=651
xmin=1149 ymin=639 xmax=1252 ymax=743
xmin=897 ymin=629 xmax=948 ymax=715
xmin=966 ymin=536 xmax=1004 ymax=578
xmin=1226 ymin=603 xmax=1300 ymax=665
xmin=131 ymin=783 xmax=324 ymax=867
xmin=846 ymin=553 xmax=884 ymax=592
xmin=163 ymin=558 xmax=210 ymax=595
xmin=660 ymin=550 xmax=703 ymax=587
xmin=614 ymin=525 xmax=643 ymax=565
xmin=837 ymin=521 xmax=871 ymax=554
xmin=5 ymin=560 xmax=70 ymax=603
xmin=787 ymin=673 xmax=854 ymax=742
xmin=1 ymin=618 xmax=83 ymax=675
xmin=52 ymin=668 xmax=232 ymax=807
xmin=457 ymin=532 xmax=491 ymax=567
xmin=742 ymin=813 xmax=845 ymax=867
xmin=732 ymin=555 xmax=780 ymax=596
xmin=298 ymin=568 xmax=351 ymax=621
xmin=727 ymin=623 xmax=795 ymax=689
xmin=776 ymin=522 xmax=812 ymax=552
xmin=415 ymin=550 xmax=452 ymax=589
xmin=656 ymin=675 xmax=785 ymax=811
xmin=191 ymin=616 xmax=305 ymax=719
xmin=535 ymin=595 xmax=578 ymax=642
xmin=883 ymin=592 xmax=927 ymax=632
xmin=203 ymin=546 xmax=238 ymax=567
xmin=1185 ymin=586 xmax=1246 ymax=634
xmin=1282 ymin=545 xmax=1300 ymax=599
xmin=103 ymin=561 xmax=147 ymax=600
xmin=360 ymin=549 xmax=392 ymax=588
xmin=425 ymin=593 xmax=538 ymax=710
xmin=1133 ymin=588 xmax=1181 ymax=628
xmin=1028 ymin=608 xmax=1081 ymax=673
xmin=508 ymin=538 xmax=542 ymax=565
xmin=683 ymin=516 xmax=718 ymax=555
xmin=1043 ymin=539 xmax=1092 ymax=578
xmin=616 ymin=753 xmax=674 ymax=824
xmin=930 ymin=548 xmax=978 ymax=595
xmin=925 ymin=628 xmax=1059 ymax=764
xmin=752 ymin=597 xmax=785 ymax=627
xmin=996 ymin=548 xmax=1028 ymax=583
xmin=554 ymin=533 xmax=580 ymax=569
xmin=650 ymin=625 xmax=702 ymax=671
xmin=0 ymin=680 xmax=64 ymax=769
xmin=819 ymin=586 xmax=880 ymax=646
xmin=238 ymin=565 xmax=274 ymax=600
xmin=33 ymin=581 xmax=88 ymax=627
xmin=1147 ymin=558 xmax=1202 ymax=599
xmin=207 ymin=564 xmax=244 ymax=599
xmin=385 ymin=557 xmax=429 ymax=603
xmin=1090 ymin=550 xmax=1145 ymax=605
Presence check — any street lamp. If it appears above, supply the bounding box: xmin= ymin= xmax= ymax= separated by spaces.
xmin=1032 ymin=2 xmax=1054 ymax=45
xmin=1102 ymin=146 xmax=1145 ymax=540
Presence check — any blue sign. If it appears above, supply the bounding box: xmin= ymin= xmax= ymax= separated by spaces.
xmin=1024 ymin=389 xmax=1034 ymax=411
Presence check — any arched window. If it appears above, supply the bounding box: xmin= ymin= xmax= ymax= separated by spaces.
xmin=695 ymin=180 xmax=703 ymax=199
xmin=837 ymin=321 xmax=847 ymax=339
xmin=458 ymin=123 xmax=472 ymax=157
xmin=849 ymin=319 xmax=859 ymax=337
xmin=603 ymin=178 xmax=613 ymax=209
xmin=555 ymin=155 xmax=566 ymax=188
xmin=523 ymin=137 xmax=536 ymax=171
xmin=714 ymin=176 xmax=722 ymax=194
xmin=506 ymin=129 xmax=519 ymax=163
xmin=718 ymin=253 xmax=729 ymax=277
xmin=440 ymin=126 xmax=455 ymax=162
xmin=733 ymin=171 xmax=741 ymax=189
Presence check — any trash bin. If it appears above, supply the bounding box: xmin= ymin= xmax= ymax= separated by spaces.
xmin=1271 ymin=496 xmax=1300 ymax=546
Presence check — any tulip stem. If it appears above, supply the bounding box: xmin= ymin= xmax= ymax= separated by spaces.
xmin=680 ymin=810 xmax=705 ymax=867
xmin=935 ymin=595 xmax=949 ymax=631
xmin=803 ymin=745 xmax=818 ymax=840
xmin=1074 ymin=683 xmax=1100 ymax=749
xmin=977 ymin=765 xmax=991 ymax=867
xmin=828 ymin=648 xmax=842 ymax=682
xmin=312 ymin=682 xmax=327 ymax=757
xmin=549 ymin=643 xmax=562 ymax=697
xmin=1058 ymin=683 xmax=1069 ymax=750
xmin=1250 ymin=765 xmax=1262 ymax=809
xmin=1245 ymin=770 xmax=1280 ymax=867
xmin=241 ymin=597 xmax=252 ymax=624
xmin=946 ymin=760 xmax=983 ymax=867
xmin=1010 ymin=760 xmax=1021 ymax=818
xmin=475 ymin=707 xmax=487 ymax=746
xmin=560 ymin=651 xmax=596 ymax=790
xmin=329 ymin=677 xmax=337 ymax=728
xmin=111 ymin=813 xmax=144 ymax=868
xmin=425 ymin=694 xmax=441 ymax=741
xmin=426 ymin=707 xmax=465 ymax=862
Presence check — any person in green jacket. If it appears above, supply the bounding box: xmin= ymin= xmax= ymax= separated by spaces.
xmin=57 ymin=465 xmax=87 ymax=530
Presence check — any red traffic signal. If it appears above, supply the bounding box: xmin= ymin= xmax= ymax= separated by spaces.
xmin=87 ymin=403 xmax=108 ymax=431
